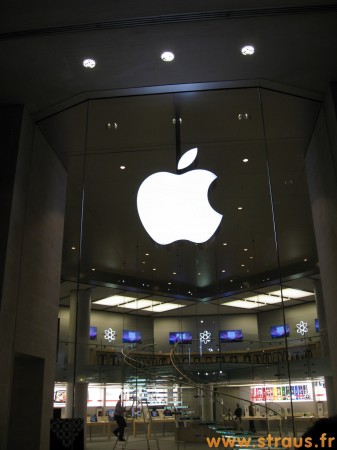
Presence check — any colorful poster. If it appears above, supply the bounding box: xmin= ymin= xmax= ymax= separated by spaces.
xmin=250 ymin=382 xmax=314 ymax=402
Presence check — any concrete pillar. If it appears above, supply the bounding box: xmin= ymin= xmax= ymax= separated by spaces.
xmin=313 ymin=280 xmax=336 ymax=416
xmin=0 ymin=106 xmax=67 ymax=450
xmin=65 ymin=289 xmax=91 ymax=420
xmin=201 ymin=384 xmax=214 ymax=421
xmin=305 ymin=83 xmax=337 ymax=411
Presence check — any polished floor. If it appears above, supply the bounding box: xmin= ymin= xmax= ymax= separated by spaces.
xmin=86 ymin=433 xmax=205 ymax=450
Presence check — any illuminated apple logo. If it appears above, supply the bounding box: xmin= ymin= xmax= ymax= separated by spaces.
xmin=137 ymin=148 xmax=222 ymax=245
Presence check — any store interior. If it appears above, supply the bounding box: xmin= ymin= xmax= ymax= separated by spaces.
xmin=46 ymin=86 xmax=329 ymax=445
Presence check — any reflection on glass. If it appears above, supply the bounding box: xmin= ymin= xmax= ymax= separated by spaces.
xmin=43 ymin=87 xmax=324 ymax=439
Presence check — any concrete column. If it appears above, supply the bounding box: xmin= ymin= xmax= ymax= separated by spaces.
xmin=313 ymin=280 xmax=336 ymax=416
xmin=0 ymin=106 xmax=67 ymax=450
xmin=305 ymin=83 xmax=337 ymax=411
xmin=65 ymin=289 xmax=91 ymax=420
xmin=201 ymin=384 xmax=214 ymax=421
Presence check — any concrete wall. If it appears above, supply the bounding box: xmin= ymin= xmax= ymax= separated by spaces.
xmin=59 ymin=306 xmax=154 ymax=348
xmin=305 ymin=83 xmax=337 ymax=412
xmin=153 ymin=313 xmax=259 ymax=353
xmin=257 ymin=303 xmax=318 ymax=341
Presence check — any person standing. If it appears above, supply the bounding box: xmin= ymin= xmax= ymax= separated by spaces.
xmin=248 ymin=402 xmax=256 ymax=433
xmin=113 ymin=395 xmax=127 ymax=441
xmin=234 ymin=404 xmax=242 ymax=424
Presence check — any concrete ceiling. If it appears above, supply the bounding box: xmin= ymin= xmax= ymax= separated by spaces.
xmin=1 ymin=1 xmax=335 ymax=315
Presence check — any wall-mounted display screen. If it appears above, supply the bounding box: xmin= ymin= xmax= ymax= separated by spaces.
xmin=315 ymin=318 xmax=319 ymax=332
xmin=169 ymin=332 xmax=192 ymax=344
xmin=89 ymin=326 xmax=97 ymax=340
xmin=123 ymin=330 xmax=142 ymax=343
xmin=219 ymin=329 xmax=243 ymax=342
xmin=54 ymin=389 xmax=66 ymax=404
xmin=270 ymin=324 xmax=289 ymax=339
xmin=314 ymin=380 xmax=326 ymax=401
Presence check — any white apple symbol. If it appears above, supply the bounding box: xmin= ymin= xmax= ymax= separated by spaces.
xmin=137 ymin=148 xmax=222 ymax=245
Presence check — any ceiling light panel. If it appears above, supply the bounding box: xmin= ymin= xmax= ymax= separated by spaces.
xmin=245 ymin=294 xmax=285 ymax=304
xmin=93 ymin=295 xmax=138 ymax=306
xmin=269 ymin=288 xmax=313 ymax=299
xmin=117 ymin=299 xmax=160 ymax=310
xmin=142 ymin=303 xmax=185 ymax=312
xmin=221 ymin=300 xmax=260 ymax=309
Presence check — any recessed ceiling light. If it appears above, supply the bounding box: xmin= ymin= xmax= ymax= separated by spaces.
xmin=120 ymin=165 xmax=126 ymax=170
xmin=222 ymin=269 xmax=226 ymax=273
xmin=91 ymin=268 xmax=96 ymax=271
xmin=241 ymin=45 xmax=255 ymax=56
xmin=83 ymin=58 xmax=96 ymax=68
xmin=238 ymin=206 xmax=243 ymax=210
xmin=106 ymin=122 xmax=118 ymax=130
xmin=243 ymin=158 xmax=249 ymax=163
xmin=161 ymin=51 xmax=175 ymax=62
xmin=223 ymin=242 xmax=227 ymax=246
xmin=244 ymin=248 xmax=248 ymax=251
xmin=71 ymin=246 xmax=76 ymax=250
xmin=145 ymin=253 xmax=149 ymax=256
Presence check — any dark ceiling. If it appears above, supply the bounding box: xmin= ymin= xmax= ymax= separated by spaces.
xmin=1 ymin=0 xmax=336 ymax=316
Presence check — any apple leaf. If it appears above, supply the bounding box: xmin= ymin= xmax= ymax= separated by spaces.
xmin=177 ymin=148 xmax=198 ymax=170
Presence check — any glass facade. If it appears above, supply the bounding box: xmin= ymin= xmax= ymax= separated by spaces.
xmin=40 ymin=86 xmax=327 ymax=441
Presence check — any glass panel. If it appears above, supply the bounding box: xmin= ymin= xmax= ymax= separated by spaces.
xmin=39 ymin=86 xmax=325 ymax=443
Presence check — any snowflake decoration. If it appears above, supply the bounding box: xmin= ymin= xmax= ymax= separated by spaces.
xmin=104 ymin=328 xmax=116 ymax=342
xmin=296 ymin=321 xmax=308 ymax=336
xmin=200 ymin=330 xmax=212 ymax=344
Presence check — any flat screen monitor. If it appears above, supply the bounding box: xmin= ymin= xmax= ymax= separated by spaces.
xmin=164 ymin=409 xmax=173 ymax=416
xmin=151 ymin=410 xmax=159 ymax=417
xmin=89 ymin=326 xmax=97 ymax=340
xmin=123 ymin=329 xmax=142 ymax=343
xmin=219 ymin=329 xmax=243 ymax=342
xmin=315 ymin=318 xmax=319 ymax=332
xmin=169 ymin=331 xmax=192 ymax=345
xmin=131 ymin=408 xmax=141 ymax=417
xmin=270 ymin=324 xmax=290 ymax=339
xmin=54 ymin=390 xmax=66 ymax=403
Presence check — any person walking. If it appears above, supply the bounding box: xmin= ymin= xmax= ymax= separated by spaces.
xmin=113 ymin=395 xmax=127 ymax=441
